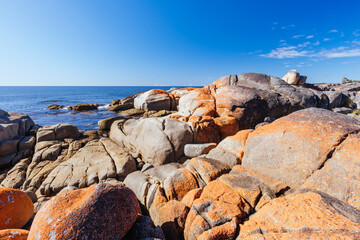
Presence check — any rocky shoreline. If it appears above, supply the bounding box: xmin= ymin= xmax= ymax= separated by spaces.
xmin=1 ymin=70 xmax=360 ymax=239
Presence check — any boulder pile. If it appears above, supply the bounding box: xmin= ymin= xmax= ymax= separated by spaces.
xmin=2 ymin=70 xmax=360 ymax=239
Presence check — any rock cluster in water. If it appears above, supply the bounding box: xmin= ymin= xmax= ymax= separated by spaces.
xmin=2 ymin=70 xmax=360 ymax=239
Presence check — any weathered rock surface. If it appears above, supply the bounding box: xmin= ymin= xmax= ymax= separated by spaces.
xmin=98 ymin=116 xmax=126 ymax=131
xmin=237 ymin=190 xmax=360 ymax=239
xmin=242 ymin=108 xmax=360 ymax=188
xmin=134 ymin=89 xmax=175 ymax=111
xmin=110 ymin=117 xmax=193 ymax=166
xmin=0 ymin=188 xmax=33 ymax=229
xmin=36 ymin=123 xmax=81 ymax=142
xmin=108 ymin=92 xmax=141 ymax=112
xmin=0 ymin=110 xmax=34 ymax=169
xmin=28 ymin=183 xmax=141 ymax=240
xmin=206 ymin=129 xmax=252 ymax=167
xmin=38 ymin=138 xmax=136 ymax=196
xmin=184 ymin=180 xmax=250 ymax=240
xmin=0 ymin=229 xmax=29 ymax=240
xmin=184 ymin=143 xmax=216 ymax=158
xmin=177 ymin=88 xmax=216 ymax=117
xmin=303 ymin=133 xmax=360 ymax=210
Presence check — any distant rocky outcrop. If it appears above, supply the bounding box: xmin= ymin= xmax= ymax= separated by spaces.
xmin=67 ymin=103 xmax=98 ymax=111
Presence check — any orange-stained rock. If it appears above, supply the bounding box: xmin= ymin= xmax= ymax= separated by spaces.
xmin=237 ymin=190 xmax=360 ymax=239
xmin=242 ymin=108 xmax=360 ymax=188
xmin=184 ymin=180 xmax=250 ymax=240
xmin=28 ymin=183 xmax=141 ymax=240
xmin=0 ymin=229 xmax=29 ymax=240
xmin=218 ymin=165 xmax=287 ymax=209
xmin=185 ymin=157 xmax=231 ymax=188
xmin=150 ymin=200 xmax=189 ymax=240
xmin=163 ymin=168 xmax=199 ymax=201
xmin=207 ymin=129 xmax=252 ymax=166
xmin=213 ymin=116 xmax=239 ymax=139
xmin=240 ymin=231 xmax=360 ymax=240
xmin=303 ymin=133 xmax=360 ymax=210
xmin=177 ymin=88 xmax=216 ymax=118
xmin=0 ymin=188 xmax=33 ymax=230
xmin=189 ymin=116 xmax=221 ymax=143
xmin=181 ymin=188 xmax=202 ymax=208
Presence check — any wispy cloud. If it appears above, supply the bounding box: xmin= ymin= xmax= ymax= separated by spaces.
xmin=354 ymin=29 xmax=360 ymax=37
xmin=329 ymin=29 xmax=338 ymax=33
xmin=313 ymin=41 xmax=320 ymax=46
xmin=306 ymin=35 xmax=314 ymax=39
xmin=298 ymin=41 xmax=311 ymax=48
xmin=292 ymin=34 xmax=305 ymax=39
xmin=317 ymin=48 xmax=360 ymax=58
xmin=261 ymin=46 xmax=360 ymax=59
xmin=261 ymin=46 xmax=311 ymax=59
xmin=323 ymin=38 xmax=331 ymax=41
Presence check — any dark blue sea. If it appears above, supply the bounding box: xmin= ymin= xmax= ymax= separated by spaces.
xmin=0 ymin=86 xmax=196 ymax=131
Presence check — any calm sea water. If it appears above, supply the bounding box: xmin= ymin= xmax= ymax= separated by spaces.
xmin=0 ymin=86 xmax=196 ymax=131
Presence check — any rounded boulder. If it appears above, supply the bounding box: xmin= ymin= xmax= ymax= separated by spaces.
xmin=0 ymin=188 xmax=33 ymax=230
xmin=28 ymin=183 xmax=141 ymax=240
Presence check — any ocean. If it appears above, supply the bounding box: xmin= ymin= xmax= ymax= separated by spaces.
xmin=0 ymin=86 xmax=196 ymax=131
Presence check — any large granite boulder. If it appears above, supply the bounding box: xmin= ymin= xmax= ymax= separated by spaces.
xmin=177 ymin=88 xmax=216 ymax=118
xmin=207 ymin=73 xmax=319 ymax=129
xmin=110 ymin=117 xmax=194 ymax=166
xmin=134 ymin=89 xmax=175 ymax=111
xmin=242 ymin=108 xmax=360 ymax=188
xmin=28 ymin=183 xmax=141 ymax=240
xmin=38 ymin=138 xmax=136 ymax=196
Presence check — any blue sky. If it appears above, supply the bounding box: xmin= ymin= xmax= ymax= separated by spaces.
xmin=0 ymin=0 xmax=360 ymax=86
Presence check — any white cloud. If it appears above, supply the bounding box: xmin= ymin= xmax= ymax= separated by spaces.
xmin=292 ymin=35 xmax=305 ymax=39
xmin=329 ymin=29 xmax=338 ymax=33
xmin=261 ymin=45 xmax=360 ymax=59
xmin=306 ymin=35 xmax=314 ymax=39
xmin=313 ymin=41 xmax=320 ymax=46
xmin=316 ymin=48 xmax=360 ymax=58
xmin=261 ymin=46 xmax=311 ymax=59
xmin=279 ymin=39 xmax=286 ymax=42
xmin=298 ymin=42 xmax=311 ymax=48
xmin=353 ymin=29 xmax=360 ymax=37
xmin=323 ymin=38 xmax=331 ymax=41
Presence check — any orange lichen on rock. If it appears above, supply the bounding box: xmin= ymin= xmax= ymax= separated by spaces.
xmin=181 ymin=188 xmax=202 ymax=208
xmin=242 ymin=108 xmax=360 ymax=188
xmin=184 ymin=180 xmax=250 ymax=240
xmin=0 ymin=229 xmax=29 ymax=240
xmin=163 ymin=168 xmax=199 ymax=201
xmin=213 ymin=116 xmax=239 ymax=139
xmin=189 ymin=116 xmax=220 ymax=143
xmin=150 ymin=200 xmax=189 ymax=240
xmin=238 ymin=190 xmax=360 ymax=239
xmin=28 ymin=183 xmax=140 ymax=240
xmin=0 ymin=188 xmax=33 ymax=230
